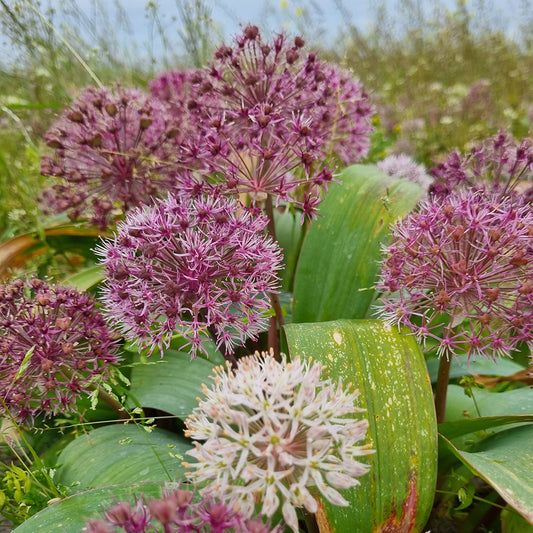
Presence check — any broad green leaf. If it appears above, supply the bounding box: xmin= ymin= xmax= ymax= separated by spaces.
xmin=55 ymin=424 xmax=191 ymax=492
xmin=445 ymin=385 xmax=533 ymax=421
xmin=284 ymin=319 xmax=437 ymax=532
xmin=273 ymin=207 xmax=304 ymax=291
xmin=13 ymin=482 xmax=165 ymax=532
xmin=440 ymin=415 xmax=533 ymax=440
xmin=62 ymin=265 xmax=104 ymax=291
xmin=426 ymin=355 xmax=526 ymax=383
xmin=501 ymin=506 xmax=533 ymax=532
xmin=292 ymin=164 xmax=424 ymax=322
xmin=128 ymin=348 xmax=219 ymax=418
xmin=440 ymin=424 xmax=533 ymax=524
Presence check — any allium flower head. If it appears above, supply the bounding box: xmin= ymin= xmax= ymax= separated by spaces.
xmin=40 ymin=85 xmax=190 ymax=229
xmin=184 ymin=351 xmax=372 ymax=533
xmin=378 ymin=190 xmax=533 ymax=360
xmin=96 ymin=190 xmax=283 ymax=358
xmin=0 ymin=279 xmax=119 ymax=423
xmin=430 ymin=131 xmax=533 ymax=200
xmin=84 ymin=488 xmax=278 ymax=533
xmin=377 ymin=153 xmax=433 ymax=189
xmin=176 ymin=24 xmax=373 ymax=220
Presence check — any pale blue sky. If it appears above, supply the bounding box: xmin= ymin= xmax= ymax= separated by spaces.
xmin=1 ymin=0 xmax=529 ymax=66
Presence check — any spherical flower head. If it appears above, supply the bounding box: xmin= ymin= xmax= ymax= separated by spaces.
xmin=40 ymin=85 xmax=187 ymax=229
xmin=0 ymin=279 xmax=120 ymax=423
xmin=84 ymin=487 xmax=278 ymax=532
xmin=378 ymin=190 xmax=533 ymax=360
xmin=96 ymin=190 xmax=283 ymax=358
xmin=181 ymin=25 xmax=372 ymax=220
xmin=377 ymin=153 xmax=433 ymax=189
xmin=319 ymin=63 xmax=374 ymax=165
xmin=183 ymin=351 xmax=372 ymax=533
xmin=429 ymin=131 xmax=533 ymax=200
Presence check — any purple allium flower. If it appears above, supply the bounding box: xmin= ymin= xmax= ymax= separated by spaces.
xmin=378 ymin=190 xmax=533 ymax=360
xmin=377 ymin=153 xmax=433 ymax=189
xmin=169 ymin=24 xmax=372 ymax=220
xmin=0 ymin=279 xmax=120 ymax=423
xmin=320 ymin=63 xmax=374 ymax=165
xmin=429 ymin=131 xmax=533 ymax=200
xmin=96 ymin=191 xmax=283 ymax=358
xmin=183 ymin=351 xmax=372 ymax=533
xmin=40 ymin=85 xmax=193 ymax=229
xmin=84 ymin=488 xmax=278 ymax=533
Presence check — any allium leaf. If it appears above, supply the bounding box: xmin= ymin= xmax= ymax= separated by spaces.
xmin=284 ymin=319 xmax=437 ymax=532
xmin=54 ymin=424 xmax=191 ymax=492
xmin=127 ymin=346 xmax=222 ymax=419
xmin=13 ymin=482 xmax=165 ymax=532
xmin=62 ymin=265 xmax=104 ymax=291
xmin=440 ymin=424 xmax=533 ymax=524
xmin=292 ymin=164 xmax=424 ymax=323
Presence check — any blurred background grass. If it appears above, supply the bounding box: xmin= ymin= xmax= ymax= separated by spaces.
xmin=0 ymin=0 xmax=532 ymax=239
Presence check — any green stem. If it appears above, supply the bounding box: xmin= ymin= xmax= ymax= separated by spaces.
xmin=435 ymin=351 xmax=452 ymax=424
xmin=265 ymin=196 xmax=285 ymax=361
xmin=59 ymin=364 xmax=130 ymax=420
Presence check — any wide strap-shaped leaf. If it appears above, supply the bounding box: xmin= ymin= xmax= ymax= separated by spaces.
xmin=292 ymin=164 xmax=424 ymax=323
xmin=284 ymin=319 xmax=437 ymax=532
xmin=55 ymin=424 xmax=191 ymax=491
xmin=128 ymin=347 xmax=221 ymax=419
xmin=440 ymin=424 xmax=533 ymax=524
xmin=13 ymin=482 xmax=165 ymax=532
xmin=62 ymin=264 xmax=104 ymax=291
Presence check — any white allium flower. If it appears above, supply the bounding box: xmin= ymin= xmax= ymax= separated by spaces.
xmin=377 ymin=153 xmax=433 ymax=188
xmin=183 ymin=351 xmax=373 ymax=532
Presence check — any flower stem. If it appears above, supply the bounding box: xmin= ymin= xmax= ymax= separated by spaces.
xmin=265 ymin=195 xmax=285 ymax=360
xmin=60 ymin=364 xmax=130 ymax=420
xmin=434 ymin=351 xmax=452 ymax=424
xmin=96 ymin=386 xmax=130 ymax=420
xmin=302 ymin=508 xmax=320 ymax=533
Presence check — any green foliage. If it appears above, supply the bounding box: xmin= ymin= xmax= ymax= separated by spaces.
xmin=292 ymin=164 xmax=424 ymax=323
xmin=12 ymin=482 xmax=166 ymax=532
xmin=284 ymin=319 xmax=437 ymax=532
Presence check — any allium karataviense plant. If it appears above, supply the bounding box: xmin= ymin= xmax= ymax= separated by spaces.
xmin=85 ymin=488 xmax=278 ymax=533
xmin=378 ymin=190 xmax=533 ymax=421
xmin=40 ymin=85 xmax=195 ymax=229
xmin=0 ymin=279 xmax=120 ymax=423
xmin=154 ymin=24 xmax=373 ymax=221
xmin=183 ymin=351 xmax=372 ymax=533
xmin=429 ymin=131 xmax=533 ymax=200
xmin=96 ymin=190 xmax=283 ymax=361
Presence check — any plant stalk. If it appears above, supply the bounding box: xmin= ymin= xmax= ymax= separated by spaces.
xmin=434 ymin=351 xmax=452 ymax=424
xmin=265 ymin=195 xmax=285 ymax=360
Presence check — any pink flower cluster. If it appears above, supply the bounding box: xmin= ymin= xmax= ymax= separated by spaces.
xmin=378 ymin=191 xmax=533 ymax=360
xmin=40 ymin=85 xmax=195 ymax=229
xmin=430 ymin=131 xmax=533 ymax=200
xmin=0 ymin=279 xmax=120 ymax=422
xmin=41 ymin=26 xmax=373 ymax=227
xmin=84 ymin=487 xmax=278 ymax=533
xmin=96 ymin=191 xmax=282 ymax=358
